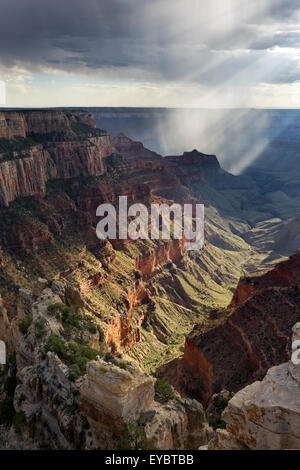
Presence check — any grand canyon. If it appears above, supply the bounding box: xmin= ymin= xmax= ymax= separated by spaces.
xmin=0 ymin=108 xmax=299 ymax=450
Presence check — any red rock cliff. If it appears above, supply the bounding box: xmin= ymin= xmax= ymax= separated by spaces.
xmin=0 ymin=111 xmax=115 ymax=206
xmin=0 ymin=110 xmax=95 ymax=138
xmin=231 ymin=249 xmax=300 ymax=307
xmin=174 ymin=251 xmax=300 ymax=404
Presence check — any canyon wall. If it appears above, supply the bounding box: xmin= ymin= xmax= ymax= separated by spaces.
xmin=0 ymin=110 xmax=96 ymax=139
xmin=0 ymin=279 xmax=213 ymax=450
xmin=135 ymin=239 xmax=186 ymax=279
xmin=0 ymin=111 xmax=115 ymax=206
xmin=161 ymin=251 xmax=300 ymax=405
xmin=231 ymin=249 xmax=300 ymax=307
xmin=206 ymin=323 xmax=300 ymax=450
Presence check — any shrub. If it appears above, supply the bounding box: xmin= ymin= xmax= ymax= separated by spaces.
xmin=86 ymin=320 xmax=97 ymax=334
xmin=207 ymin=393 xmax=234 ymax=430
xmin=68 ymin=364 xmax=82 ymax=382
xmin=46 ymin=279 xmax=54 ymax=288
xmin=45 ymin=334 xmax=68 ymax=359
xmin=97 ymin=325 xmax=104 ymax=344
xmin=103 ymin=352 xmax=129 ymax=371
xmin=18 ymin=315 xmax=33 ymax=335
xmin=34 ymin=316 xmax=47 ymax=338
xmin=45 ymin=334 xmax=99 ymax=379
xmin=67 ymin=341 xmax=99 ymax=375
xmin=134 ymin=270 xmax=141 ymax=280
xmin=104 ymin=352 xmax=114 ymax=362
xmin=62 ymin=306 xmax=82 ymax=328
xmin=154 ymin=378 xmax=175 ymax=403
xmin=121 ymin=421 xmax=148 ymax=450
xmin=117 ymin=361 xmax=129 ymax=370
xmin=12 ymin=411 xmax=26 ymax=434
xmin=47 ymin=302 xmax=65 ymax=316
xmin=47 ymin=303 xmax=82 ymax=328
xmin=214 ymin=395 xmax=231 ymax=414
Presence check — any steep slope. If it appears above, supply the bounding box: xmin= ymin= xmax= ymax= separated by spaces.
xmin=0 ymin=279 xmax=213 ymax=450
xmin=0 ymin=110 xmax=293 ymax=379
xmin=159 ymin=252 xmax=300 ymax=404
xmin=0 ymin=153 xmax=252 ymax=372
xmin=207 ymin=323 xmax=300 ymax=450
xmin=0 ymin=110 xmax=115 ymax=206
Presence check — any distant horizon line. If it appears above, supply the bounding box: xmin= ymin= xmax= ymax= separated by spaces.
xmin=1 ymin=106 xmax=300 ymax=111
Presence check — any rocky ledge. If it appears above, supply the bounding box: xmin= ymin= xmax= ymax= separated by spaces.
xmin=0 ymin=279 xmax=213 ymax=450
xmin=175 ymin=252 xmax=300 ymax=404
xmin=206 ymin=323 xmax=300 ymax=450
xmin=0 ymin=111 xmax=115 ymax=206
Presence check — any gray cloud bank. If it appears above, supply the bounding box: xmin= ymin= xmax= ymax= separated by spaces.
xmin=0 ymin=0 xmax=300 ymax=86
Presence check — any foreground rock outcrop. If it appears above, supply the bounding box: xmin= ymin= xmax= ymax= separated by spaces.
xmin=207 ymin=323 xmax=300 ymax=450
xmin=0 ymin=279 xmax=213 ymax=450
xmin=79 ymin=359 xmax=155 ymax=437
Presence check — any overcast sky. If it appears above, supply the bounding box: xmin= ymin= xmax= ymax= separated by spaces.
xmin=1 ymin=0 xmax=300 ymax=107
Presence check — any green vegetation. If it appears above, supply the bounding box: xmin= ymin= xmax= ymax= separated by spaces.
xmin=46 ymin=279 xmax=54 ymax=288
xmin=121 ymin=421 xmax=148 ymax=450
xmin=207 ymin=393 xmax=234 ymax=430
xmin=47 ymin=303 xmax=99 ymax=338
xmin=97 ymin=325 xmax=104 ymax=344
xmin=0 ymin=136 xmax=34 ymax=161
xmin=45 ymin=333 xmax=68 ymax=357
xmin=103 ymin=352 xmax=129 ymax=371
xmin=18 ymin=314 xmax=33 ymax=335
xmin=47 ymin=302 xmax=81 ymax=327
xmin=87 ymin=322 xmax=97 ymax=334
xmin=0 ymin=134 xmax=291 ymax=383
xmin=105 ymin=153 xmax=124 ymax=169
xmin=134 ymin=270 xmax=142 ymax=280
xmin=34 ymin=316 xmax=47 ymax=339
xmin=70 ymin=120 xmax=106 ymax=138
xmin=12 ymin=411 xmax=26 ymax=434
xmin=45 ymin=333 xmax=100 ymax=381
xmin=154 ymin=378 xmax=175 ymax=403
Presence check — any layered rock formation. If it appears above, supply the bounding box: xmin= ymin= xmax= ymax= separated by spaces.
xmin=79 ymin=359 xmax=155 ymax=441
xmin=1 ymin=110 xmax=298 ymax=451
xmin=159 ymin=252 xmax=300 ymax=405
xmin=0 ymin=111 xmax=115 ymax=206
xmin=207 ymin=323 xmax=300 ymax=450
xmin=0 ymin=110 xmax=95 ymax=139
xmin=112 ymin=133 xmax=161 ymax=161
xmin=0 ymin=279 xmax=213 ymax=450
xmin=135 ymin=239 xmax=186 ymax=279
xmin=231 ymin=249 xmax=300 ymax=307
xmin=164 ymin=149 xmax=221 ymax=186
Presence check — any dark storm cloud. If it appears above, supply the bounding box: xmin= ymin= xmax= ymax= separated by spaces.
xmin=264 ymin=0 xmax=300 ymax=20
xmin=0 ymin=0 xmax=300 ymax=85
